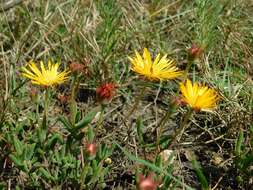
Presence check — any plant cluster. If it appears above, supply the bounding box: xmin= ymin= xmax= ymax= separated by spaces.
xmin=0 ymin=0 xmax=252 ymax=189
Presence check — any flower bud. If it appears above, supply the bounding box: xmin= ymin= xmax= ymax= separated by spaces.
xmin=96 ymin=83 xmax=116 ymax=102
xmin=86 ymin=143 xmax=97 ymax=157
xmin=188 ymin=44 xmax=202 ymax=60
xmin=104 ymin=157 xmax=112 ymax=165
xmin=69 ymin=61 xmax=90 ymax=76
xmin=138 ymin=173 xmax=158 ymax=190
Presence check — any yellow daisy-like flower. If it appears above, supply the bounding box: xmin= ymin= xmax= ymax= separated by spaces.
xmin=180 ymin=79 xmax=220 ymax=111
xmin=21 ymin=60 xmax=70 ymax=87
xmin=128 ymin=48 xmax=183 ymax=81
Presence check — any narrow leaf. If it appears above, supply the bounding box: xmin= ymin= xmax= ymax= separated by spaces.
xmin=74 ymin=107 xmax=99 ymax=130
xmin=192 ymin=159 xmax=208 ymax=190
xmin=13 ymin=136 xmax=23 ymax=156
xmin=235 ymin=130 xmax=244 ymax=156
xmin=115 ymin=142 xmax=195 ymax=190
xmin=58 ymin=116 xmax=72 ymax=130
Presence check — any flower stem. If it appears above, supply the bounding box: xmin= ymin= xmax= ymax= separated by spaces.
xmin=155 ymin=102 xmax=177 ymax=152
xmin=125 ymin=86 xmax=147 ymax=135
xmin=42 ymin=88 xmax=50 ymax=129
xmin=70 ymin=74 xmax=80 ymax=126
xmin=127 ymin=85 xmax=147 ymax=119
xmin=183 ymin=59 xmax=194 ymax=82
xmin=169 ymin=108 xmax=193 ymax=149
xmin=94 ymin=104 xmax=105 ymax=137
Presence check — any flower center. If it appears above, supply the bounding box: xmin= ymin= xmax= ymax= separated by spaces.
xmin=44 ymin=70 xmax=58 ymax=83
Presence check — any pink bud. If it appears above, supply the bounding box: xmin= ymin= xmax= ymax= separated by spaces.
xmin=188 ymin=44 xmax=203 ymax=59
xmin=138 ymin=173 xmax=158 ymax=190
xmin=86 ymin=143 xmax=97 ymax=156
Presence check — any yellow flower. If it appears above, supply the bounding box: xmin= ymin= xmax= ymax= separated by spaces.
xmin=22 ymin=60 xmax=70 ymax=87
xmin=128 ymin=48 xmax=183 ymax=81
xmin=180 ymin=79 xmax=220 ymax=111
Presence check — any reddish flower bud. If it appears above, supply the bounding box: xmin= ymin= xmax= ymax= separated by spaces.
xmin=138 ymin=173 xmax=158 ymax=190
xmin=188 ymin=44 xmax=203 ymax=60
xmin=86 ymin=143 xmax=97 ymax=156
xmin=69 ymin=62 xmax=86 ymax=73
xmin=96 ymin=83 xmax=116 ymax=102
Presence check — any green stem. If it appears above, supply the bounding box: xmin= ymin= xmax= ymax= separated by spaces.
xmin=80 ymin=159 xmax=88 ymax=190
xmin=183 ymin=59 xmax=194 ymax=82
xmin=94 ymin=104 xmax=105 ymax=137
xmin=126 ymin=86 xmax=147 ymax=135
xmin=156 ymin=103 xmax=177 ymax=152
xmin=42 ymin=88 xmax=50 ymax=129
xmin=126 ymin=86 xmax=147 ymax=119
xmin=155 ymin=58 xmax=194 ymax=152
xmin=70 ymin=74 xmax=80 ymax=126
xmin=160 ymin=58 xmax=193 ymax=149
xmin=169 ymin=108 xmax=193 ymax=148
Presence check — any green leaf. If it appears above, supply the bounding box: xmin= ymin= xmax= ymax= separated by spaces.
xmin=155 ymin=155 xmax=162 ymax=168
xmin=58 ymin=116 xmax=72 ymax=130
xmin=46 ymin=133 xmax=63 ymax=149
xmin=80 ymin=165 xmax=91 ymax=187
xmin=0 ymin=182 xmax=6 ymax=189
xmin=97 ymin=144 xmax=103 ymax=159
xmin=13 ymin=136 xmax=23 ymax=156
xmin=235 ymin=130 xmax=244 ymax=156
xmin=9 ymin=154 xmax=28 ymax=172
xmin=38 ymin=167 xmax=54 ymax=181
xmin=42 ymin=114 xmax=47 ymax=129
xmin=37 ymin=127 xmax=47 ymax=143
xmin=136 ymin=118 xmax=144 ymax=144
xmin=87 ymin=127 xmax=95 ymax=142
xmin=239 ymin=153 xmax=253 ymax=171
xmin=37 ymin=148 xmax=45 ymax=156
xmin=70 ymin=101 xmax=78 ymax=125
xmin=57 ymin=24 xmax=67 ymax=35
xmin=115 ymin=142 xmax=195 ymax=190
xmin=249 ymin=125 xmax=253 ymax=134
xmin=74 ymin=107 xmax=99 ymax=130
xmin=9 ymin=154 xmax=23 ymax=167
xmin=192 ymin=159 xmax=208 ymax=190
xmin=25 ymin=143 xmax=36 ymax=160
xmin=101 ymin=144 xmax=108 ymax=159
xmin=143 ymin=135 xmax=171 ymax=150
xmin=75 ymin=110 xmax=81 ymax=123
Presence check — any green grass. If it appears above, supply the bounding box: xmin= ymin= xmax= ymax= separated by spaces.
xmin=0 ymin=0 xmax=253 ymax=189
